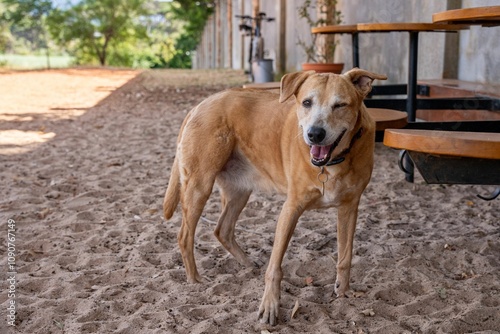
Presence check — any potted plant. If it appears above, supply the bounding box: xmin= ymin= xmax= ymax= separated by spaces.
xmin=297 ymin=0 xmax=343 ymax=73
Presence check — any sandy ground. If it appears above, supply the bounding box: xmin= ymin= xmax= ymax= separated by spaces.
xmin=0 ymin=68 xmax=499 ymax=334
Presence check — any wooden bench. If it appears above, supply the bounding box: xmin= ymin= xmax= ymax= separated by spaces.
xmin=384 ymin=129 xmax=500 ymax=186
xmin=370 ymin=108 xmax=408 ymax=131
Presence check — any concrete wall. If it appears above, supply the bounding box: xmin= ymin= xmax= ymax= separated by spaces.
xmin=285 ymin=0 xmax=307 ymax=72
xmin=337 ymin=0 xmax=449 ymax=84
xmin=458 ymin=0 xmax=500 ymax=83
xmin=231 ymin=0 xmax=244 ymax=70
xmin=195 ymin=0 xmax=500 ymax=85
xmin=337 ymin=0 xmax=500 ymax=84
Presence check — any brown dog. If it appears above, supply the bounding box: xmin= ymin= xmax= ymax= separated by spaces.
xmin=163 ymin=68 xmax=387 ymax=325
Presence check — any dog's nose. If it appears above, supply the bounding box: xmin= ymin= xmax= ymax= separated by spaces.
xmin=307 ymin=127 xmax=326 ymax=144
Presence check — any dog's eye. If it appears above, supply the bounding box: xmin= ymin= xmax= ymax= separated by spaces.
xmin=333 ymin=102 xmax=348 ymax=109
xmin=302 ymin=99 xmax=312 ymax=108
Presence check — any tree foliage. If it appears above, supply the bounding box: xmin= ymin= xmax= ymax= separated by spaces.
xmin=47 ymin=0 xmax=150 ymax=66
xmin=169 ymin=0 xmax=214 ymax=38
xmin=0 ymin=3 xmax=11 ymax=53
xmin=1 ymin=0 xmax=216 ymax=68
xmin=166 ymin=0 xmax=214 ymax=68
xmin=1 ymin=0 xmax=53 ymax=52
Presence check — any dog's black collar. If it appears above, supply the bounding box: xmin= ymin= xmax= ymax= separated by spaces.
xmin=325 ymin=127 xmax=363 ymax=166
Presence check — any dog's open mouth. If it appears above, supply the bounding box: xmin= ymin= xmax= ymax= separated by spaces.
xmin=310 ymin=130 xmax=346 ymax=167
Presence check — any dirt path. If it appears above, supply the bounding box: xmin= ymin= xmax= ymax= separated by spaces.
xmin=0 ymin=68 xmax=138 ymax=155
xmin=1 ymin=68 xmax=499 ymax=334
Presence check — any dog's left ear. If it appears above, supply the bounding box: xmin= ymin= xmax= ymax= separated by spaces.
xmin=279 ymin=71 xmax=315 ymax=103
xmin=344 ymin=68 xmax=387 ymax=97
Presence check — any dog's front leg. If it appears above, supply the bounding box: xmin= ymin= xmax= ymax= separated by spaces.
xmin=258 ymin=200 xmax=305 ymax=325
xmin=334 ymin=198 xmax=361 ymax=297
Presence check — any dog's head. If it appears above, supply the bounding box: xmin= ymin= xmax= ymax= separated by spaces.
xmin=280 ymin=68 xmax=387 ymax=167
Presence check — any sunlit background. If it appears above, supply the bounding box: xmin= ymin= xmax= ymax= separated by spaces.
xmin=0 ymin=0 xmax=211 ymax=69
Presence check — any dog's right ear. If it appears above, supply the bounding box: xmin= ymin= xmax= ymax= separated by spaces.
xmin=279 ymin=71 xmax=315 ymax=103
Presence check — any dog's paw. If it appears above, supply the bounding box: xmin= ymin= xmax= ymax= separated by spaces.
xmin=257 ymin=291 xmax=280 ymax=326
xmin=187 ymin=273 xmax=207 ymax=284
xmin=257 ymin=302 xmax=279 ymax=326
xmin=334 ymin=279 xmax=350 ymax=298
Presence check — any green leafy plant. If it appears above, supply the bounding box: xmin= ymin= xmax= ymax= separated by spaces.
xmin=166 ymin=0 xmax=215 ymax=68
xmin=2 ymin=0 xmax=54 ymax=67
xmin=46 ymin=0 xmax=150 ymax=66
xmin=297 ymin=0 xmax=342 ymax=63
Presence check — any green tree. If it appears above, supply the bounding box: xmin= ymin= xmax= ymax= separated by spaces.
xmin=0 ymin=3 xmax=12 ymax=53
xmin=166 ymin=0 xmax=214 ymax=68
xmin=47 ymin=0 xmax=150 ymax=66
xmin=2 ymin=0 xmax=53 ymax=66
xmin=136 ymin=0 xmax=179 ymax=68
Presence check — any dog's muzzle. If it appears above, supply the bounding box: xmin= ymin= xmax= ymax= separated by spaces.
xmin=309 ymin=129 xmax=346 ymax=167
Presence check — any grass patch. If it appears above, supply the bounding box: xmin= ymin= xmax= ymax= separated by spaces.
xmin=0 ymin=54 xmax=73 ymax=69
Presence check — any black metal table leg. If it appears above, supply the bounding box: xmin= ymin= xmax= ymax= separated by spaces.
xmin=352 ymin=32 xmax=360 ymax=68
xmin=405 ymin=31 xmax=420 ymax=182
xmin=407 ymin=31 xmax=419 ymax=122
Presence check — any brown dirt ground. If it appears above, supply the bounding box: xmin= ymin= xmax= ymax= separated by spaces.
xmin=0 ymin=68 xmax=499 ymax=334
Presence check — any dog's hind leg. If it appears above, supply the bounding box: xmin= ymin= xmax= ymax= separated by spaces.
xmin=214 ymin=186 xmax=254 ymax=267
xmin=178 ymin=174 xmax=217 ymax=283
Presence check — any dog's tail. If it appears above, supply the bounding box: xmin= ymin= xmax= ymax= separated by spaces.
xmin=163 ymin=157 xmax=181 ymax=220
xmin=163 ymin=108 xmax=195 ymax=221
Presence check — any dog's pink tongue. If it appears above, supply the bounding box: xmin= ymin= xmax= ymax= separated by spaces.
xmin=310 ymin=145 xmax=331 ymax=160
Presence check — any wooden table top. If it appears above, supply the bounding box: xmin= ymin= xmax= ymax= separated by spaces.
xmin=369 ymin=108 xmax=407 ymax=131
xmin=311 ymin=25 xmax=358 ymax=34
xmin=357 ymin=22 xmax=469 ymax=32
xmin=312 ymin=22 xmax=470 ymax=35
xmin=384 ymin=129 xmax=500 ymax=159
xmin=433 ymin=6 xmax=500 ymax=25
xmin=242 ymin=82 xmax=280 ymax=90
